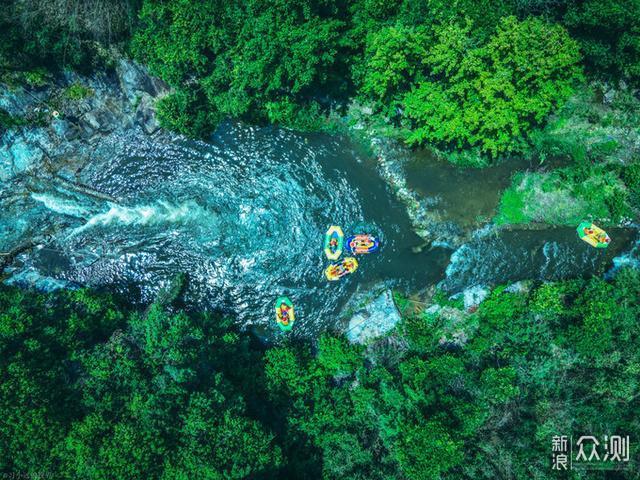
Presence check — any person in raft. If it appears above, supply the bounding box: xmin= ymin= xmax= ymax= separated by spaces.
xmin=280 ymin=305 xmax=290 ymax=324
xmin=584 ymin=226 xmax=595 ymax=236
xmin=329 ymin=237 xmax=338 ymax=248
xmin=332 ymin=264 xmax=345 ymax=276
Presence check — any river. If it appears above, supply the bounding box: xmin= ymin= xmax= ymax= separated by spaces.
xmin=1 ymin=123 xmax=636 ymax=336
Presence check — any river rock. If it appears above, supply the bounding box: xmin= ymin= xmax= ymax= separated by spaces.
xmin=505 ymin=281 xmax=529 ymax=294
xmin=0 ymin=129 xmax=51 ymax=180
xmin=0 ymin=53 xmax=170 ymax=183
xmin=136 ymin=93 xmax=161 ymax=135
xmin=0 ymin=92 xmax=27 ymax=116
xmin=462 ymin=285 xmax=489 ymax=310
xmin=346 ymin=289 xmax=402 ymax=344
xmin=5 ymin=267 xmax=77 ymax=292
xmin=116 ymin=59 xmax=168 ymax=103
xmin=52 ymin=119 xmax=81 ymax=141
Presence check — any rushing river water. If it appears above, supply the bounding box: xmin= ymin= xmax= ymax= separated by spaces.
xmin=2 ymin=124 xmax=450 ymax=335
xmin=1 ymin=123 xmax=636 ymax=336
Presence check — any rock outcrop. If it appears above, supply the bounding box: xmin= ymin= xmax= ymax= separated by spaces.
xmin=346 ymin=288 xmax=402 ymax=344
xmin=0 ymin=58 xmax=169 ymax=182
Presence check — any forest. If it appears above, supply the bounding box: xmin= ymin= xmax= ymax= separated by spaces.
xmin=2 ymin=270 xmax=640 ymax=479
xmin=2 ymin=0 xmax=639 ymax=146
xmin=1 ymin=0 xmax=640 ymax=478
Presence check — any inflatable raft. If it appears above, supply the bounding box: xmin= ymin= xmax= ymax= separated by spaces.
xmin=324 ymin=226 xmax=344 ymax=260
xmin=345 ymin=234 xmax=380 ymax=254
xmin=577 ymin=221 xmax=610 ymax=248
xmin=325 ymin=257 xmax=358 ymax=281
xmin=275 ymin=296 xmax=295 ymax=331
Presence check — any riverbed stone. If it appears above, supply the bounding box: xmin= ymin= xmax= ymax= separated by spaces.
xmin=461 ymin=285 xmax=489 ymax=310
xmin=5 ymin=267 xmax=77 ymax=292
xmin=0 ymin=56 xmax=168 ymax=183
xmin=52 ymin=119 xmax=82 ymax=142
xmin=136 ymin=93 xmax=161 ymax=135
xmin=346 ymin=289 xmax=402 ymax=344
xmin=116 ymin=59 xmax=167 ymax=103
xmin=505 ymin=281 xmax=529 ymax=294
xmin=1 ymin=131 xmax=47 ymax=178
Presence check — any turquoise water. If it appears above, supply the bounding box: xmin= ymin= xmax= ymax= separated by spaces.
xmin=1 ymin=123 xmax=636 ymax=335
xmin=3 ymin=123 xmax=447 ymax=335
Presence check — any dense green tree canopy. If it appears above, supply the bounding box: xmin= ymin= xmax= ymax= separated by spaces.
xmin=564 ymin=0 xmax=640 ymax=85
xmin=132 ymin=0 xmax=351 ymax=135
xmin=3 ymin=0 xmax=639 ymax=159
xmin=2 ymin=268 xmax=639 ymax=478
xmin=400 ymin=17 xmax=583 ymax=155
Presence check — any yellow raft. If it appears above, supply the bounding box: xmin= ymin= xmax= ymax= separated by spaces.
xmin=325 ymin=257 xmax=358 ymax=281
xmin=577 ymin=221 xmax=610 ymax=248
xmin=324 ymin=225 xmax=344 ymax=260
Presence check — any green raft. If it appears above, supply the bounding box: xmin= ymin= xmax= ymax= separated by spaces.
xmin=275 ymin=296 xmax=295 ymax=331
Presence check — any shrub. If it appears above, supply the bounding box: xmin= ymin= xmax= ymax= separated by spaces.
xmin=156 ymin=90 xmax=219 ymax=138
xmin=64 ymin=83 xmax=94 ymax=101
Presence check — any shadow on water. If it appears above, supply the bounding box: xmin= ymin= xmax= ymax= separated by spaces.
xmin=441 ymin=227 xmax=637 ymax=293
xmin=403 ymin=149 xmax=532 ymax=228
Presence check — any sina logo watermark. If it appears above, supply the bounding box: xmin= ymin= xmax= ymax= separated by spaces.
xmin=552 ymin=435 xmax=631 ymax=471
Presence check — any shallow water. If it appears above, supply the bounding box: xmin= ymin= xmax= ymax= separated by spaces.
xmin=1 ymin=123 xmax=636 ymax=336
xmin=441 ymin=226 xmax=635 ymax=293
xmin=403 ymin=150 xmax=531 ymax=228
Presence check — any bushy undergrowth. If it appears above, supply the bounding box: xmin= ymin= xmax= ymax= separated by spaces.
xmin=495 ymin=85 xmax=640 ymax=225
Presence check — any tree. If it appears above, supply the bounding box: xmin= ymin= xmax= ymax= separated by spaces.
xmin=358 ymin=25 xmax=430 ymax=104
xmin=1 ymin=0 xmax=139 ymax=71
xmin=404 ymin=17 xmax=582 ymax=156
xmin=132 ymin=0 xmax=350 ymax=135
xmin=564 ymin=0 xmax=640 ymax=85
xmin=394 ymin=420 xmax=463 ymax=480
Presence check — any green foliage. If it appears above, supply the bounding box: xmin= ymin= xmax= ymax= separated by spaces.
xmin=529 ymin=282 xmax=567 ymax=319
xmin=571 ymin=278 xmax=617 ymax=357
xmin=623 ymin=162 xmax=640 ymax=209
xmin=395 ymin=420 xmax=463 ymax=480
xmin=0 ymin=108 xmax=27 ymax=130
xmin=156 ymin=90 xmax=219 ymax=139
xmin=128 ymin=0 xmax=590 ymax=152
xmin=20 ymin=69 xmax=50 ymax=88
xmin=495 ymin=164 xmax=632 ymax=225
xmin=64 ymin=82 xmax=94 ymax=101
xmin=494 ymin=182 xmax=527 ymax=225
xmin=480 ymin=367 xmax=519 ymax=404
xmin=132 ymin=0 xmax=350 ymax=135
xmin=3 ymin=268 xmax=640 ymax=478
xmin=403 ymin=17 xmax=582 ymax=156
xmin=496 ymin=83 xmax=640 ymax=224
xmin=0 ymin=0 xmax=139 ymax=72
xmin=0 ymin=286 xmax=281 ymax=479
xmin=564 ymin=0 xmax=640 ymax=85
xmin=358 ymin=25 xmax=430 ymax=104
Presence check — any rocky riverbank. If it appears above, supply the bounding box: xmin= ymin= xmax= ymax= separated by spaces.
xmin=1 ymin=59 xmax=168 ymax=183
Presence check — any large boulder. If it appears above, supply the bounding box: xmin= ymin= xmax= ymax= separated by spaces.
xmin=136 ymin=93 xmax=161 ymax=135
xmin=346 ymin=289 xmax=402 ymax=344
xmin=0 ymin=129 xmax=54 ymax=180
xmin=116 ymin=59 xmax=168 ymax=103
